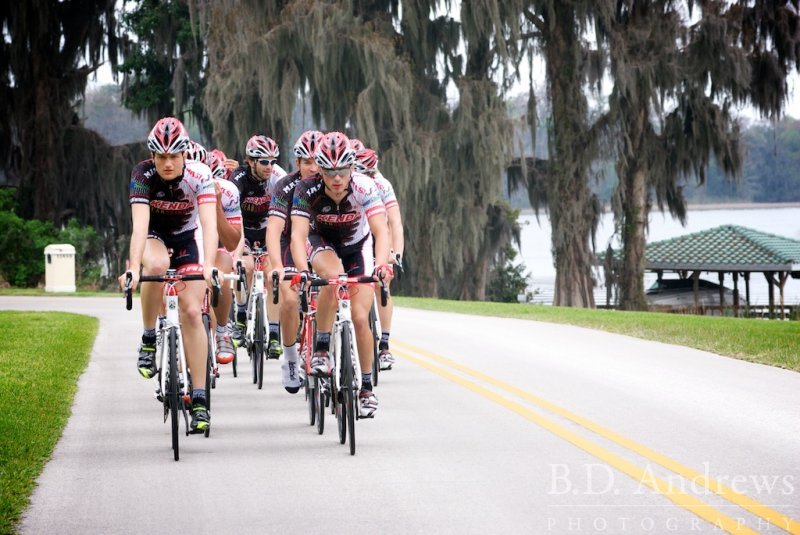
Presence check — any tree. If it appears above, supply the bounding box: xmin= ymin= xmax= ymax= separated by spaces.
xmin=601 ymin=0 xmax=800 ymax=310
xmin=193 ymin=0 xmax=522 ymax=299
xmin=511 ymin=2 xmax=606 ymax=307
xmin=0 ymin=0 xmax=118 ymax=221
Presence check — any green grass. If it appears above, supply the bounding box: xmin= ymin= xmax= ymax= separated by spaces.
xmin=0 ymin=288 xmax=117 ymax=297
xmin=394 ymin=297 xmax=800 ymax=372
xmin=0 ymin=312 xmax=98 ymax=534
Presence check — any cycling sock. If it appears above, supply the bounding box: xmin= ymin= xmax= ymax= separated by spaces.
xmin=192 ymin=388 xmax=206 ymax=404
xmin=236 ymin=303 xmax=247 ymax=320
xmin=283 ymin=343 xmax=298 ymax=363
xmin=216 ymin=325 xmax=227 ymax=336
xmin=361 ymin=373 xmax=373 ymax=391
xmin=142 ymin=329 xmax=156 ymax=345
xmin=379 ymin=331 xmax=390 ymax=351
xmin=316 ymin=332 xmax=331 ymax=352
xmin=268 ymin=322 xmax=279 ymax=340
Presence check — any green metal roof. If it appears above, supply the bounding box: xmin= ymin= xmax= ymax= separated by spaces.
xmin=644 ymin=225 xmax=800 ymax=272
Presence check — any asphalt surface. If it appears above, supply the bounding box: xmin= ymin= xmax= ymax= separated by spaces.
xmin=3 ymin=296 xmax=799 ymax=534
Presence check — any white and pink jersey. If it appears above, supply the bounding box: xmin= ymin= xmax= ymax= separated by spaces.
xmin=216 ymin=177 xmax=242 ymax=227
xmin=373 ymin=174 xmax=398 ymax=210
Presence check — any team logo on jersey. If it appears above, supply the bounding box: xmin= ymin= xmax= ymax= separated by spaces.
xmin=150 ymin=200 xmax=193 ymax=211
xmin=243 ymin=197 xmax=270 ymax=206
xmin=317 ymin=213 xmax=359 ymax=224
xmin=321 ymin=206 xmax=332 ymax=213
xmin=156 ymin=191 xmax=165 ymax=198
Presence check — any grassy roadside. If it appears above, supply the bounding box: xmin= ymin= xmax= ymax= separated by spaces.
xmin=0 ymin=288 xmax=117 ymax=297
xmin=393 ymin=297 xmax=800 ymax=372
xmin=0 ymin=312 xmax=98 ymax=534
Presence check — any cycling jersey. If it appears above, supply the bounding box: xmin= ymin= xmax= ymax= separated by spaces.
xmin=230 ymin=163 xmax=286 ymax=247
xmin=216 ymin=177 xmax=242 ymax=228
xmin=373 ymin=175 xmax=399 ymax=210
xmin=269 ymin=170 xmax=320 ymax=269
xmin=291 ymin=172 xmax=385 ymax=254
xmin=129 ymin=159 xmax=216 ymax=243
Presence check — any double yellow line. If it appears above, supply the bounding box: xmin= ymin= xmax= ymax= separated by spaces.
xmin=393 ymin=340 xmax=800 ymax=535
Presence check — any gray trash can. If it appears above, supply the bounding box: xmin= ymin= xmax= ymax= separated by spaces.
xmin=44 ymin=244 xmax=76 ymax=292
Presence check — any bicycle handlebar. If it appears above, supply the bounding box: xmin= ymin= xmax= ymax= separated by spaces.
xmin=123 ymin=269 xmax=221 ymax=309
xmin=274 ymin=273 xmax=389 ymax=313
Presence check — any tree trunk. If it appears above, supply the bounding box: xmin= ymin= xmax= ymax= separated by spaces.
xmin=545 ymin=4 xmax=596 ymax=308
xmin=618 ymin=166 xmax=649 ymax=310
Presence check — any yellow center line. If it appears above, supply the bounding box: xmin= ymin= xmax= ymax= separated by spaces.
xmin=394 ymin=348 xmax=757 ymax=534
xmin=394 ymin=340 xmax=800 ymax=535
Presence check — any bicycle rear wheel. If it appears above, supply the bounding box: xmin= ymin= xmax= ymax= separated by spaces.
xmin=315 ymin=376 xmax=325 ymax=435
xmin=167 ymin=327 xmax=180 ymax=461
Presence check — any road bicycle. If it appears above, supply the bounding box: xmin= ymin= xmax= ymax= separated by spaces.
xmin=272 ymin=272 xmax=324 ymax=433
xmin=222 ymin=260 xmax=248 ymax=379
xmin=240 ymin=247 xmax=270 ymax=389
xmin=124 ymin=269 xmax=219 ymax=460
xmin=300 ymin=273 xmax=388 ymax=456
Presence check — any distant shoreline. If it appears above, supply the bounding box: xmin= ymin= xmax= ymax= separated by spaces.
xmin=519 ymin=202 xmax=800 ymax=216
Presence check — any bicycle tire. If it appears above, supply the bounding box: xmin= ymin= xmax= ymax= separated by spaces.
xmin=315 ymin=376 xmax=325 ymax=435
xmin=369 ymin=304 xmax=379 ymax=386
xmin=203 ymin=314 xmax=213 ymax=438
xmin=342 ymin=325 xmax=356 ymax=455
xmin=307 ymin=376 xmax=316 ymax=426
xmin=255 ymin=294 xmax=265 ymax=389
xmin=168 ymin=327 xmax=180 ymax=461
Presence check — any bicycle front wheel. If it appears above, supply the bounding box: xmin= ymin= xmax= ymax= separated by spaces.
xmin=167 ymin=327 xmax=180 ymax=461
xmin=202 ymin=313 xmax=212 ymax=438
xmin=255 ymin=294 xmax=265 ymax=389
xmin=342 ymin=325 xmax=356 ymax=455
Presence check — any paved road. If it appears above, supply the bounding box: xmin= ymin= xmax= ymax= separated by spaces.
xmin=4 ymin=296 xmax=799 ymax=534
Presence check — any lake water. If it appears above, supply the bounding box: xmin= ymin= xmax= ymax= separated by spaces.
xmin=517 ymin=205 xmax=800 ymax=306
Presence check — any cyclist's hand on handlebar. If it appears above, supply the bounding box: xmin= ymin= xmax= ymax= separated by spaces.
xmin=374 ymin=263 xmax=394 ymax=282
xmin=203 ymin=265 xmax=216 ymax=287
xmin=119 ymin=264 xmax=139 ymax=292
xmin=290 ymin=269 xmax=312 ymax=287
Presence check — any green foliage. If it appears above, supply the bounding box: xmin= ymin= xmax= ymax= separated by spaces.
xmin=487 ymin=245 xmax=531 ymax=303
xmin=0 ymin=212 xmax=58 ymax=287
xmin=57 ymin=219 xmax=104 ymax=287
xmin=117 ymin=0 xmax=207 ymax=130
xmin=0 ymin=312 xmax=97 ymax=533
xmin=0 ymin=203 xmax=104 ymax=288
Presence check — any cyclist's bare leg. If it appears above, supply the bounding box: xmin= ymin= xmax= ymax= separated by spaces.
xmin=351 ymin=284 xmax=376 ymax=375
xmin=264 ymin=256 xmax=281 ymax=323
xmin=179 ymin=280 xmax=208 ymax=386
xmin=279 ymin=278 xmax=300 ymax=346
xmin=140 ymin=238 xmax=170 ymax=330
xmin=310 ymin=250 xmax=343 ymax=333
xmin=212 ymin=252 xmax=234 ymax=328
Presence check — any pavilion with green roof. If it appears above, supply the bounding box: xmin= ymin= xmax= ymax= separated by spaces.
xmin=607 ymin=225 xmax=800 ymax=317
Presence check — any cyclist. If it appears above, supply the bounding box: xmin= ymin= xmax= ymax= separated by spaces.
xmin=208 ymin=150 xmax=243 ymax=364
xmin=290 ymin=131 xmax=393 ymax=417
xmin=266 ymin=130 xmax=323 ymax=393
xmin=355 ymin=148 xmax=404 ymax=370
xmin=230 ymin=135 xmax=287 ymax=359
xmin=121 ymin=117 xmax=218 ymax=434
xmin=210 ymin=148 xmax=238 ymax=180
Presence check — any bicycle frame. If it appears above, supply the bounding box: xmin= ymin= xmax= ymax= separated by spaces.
xmin=158 ymin=278 xmax=191 ymax=409
xmin=244 ymin=249 xmax=268 ymax=349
